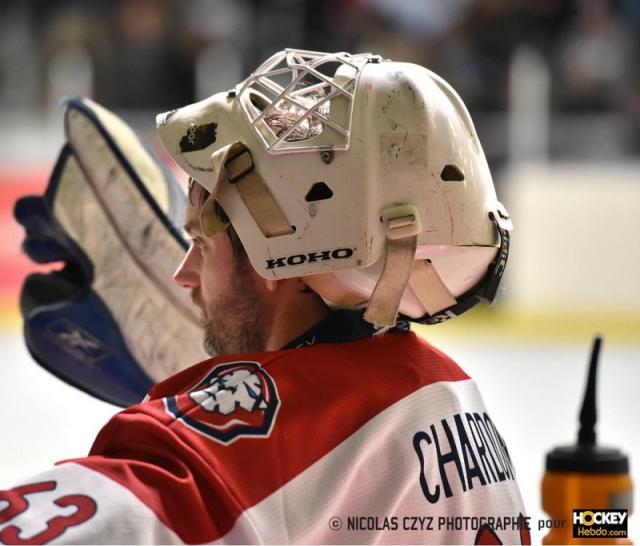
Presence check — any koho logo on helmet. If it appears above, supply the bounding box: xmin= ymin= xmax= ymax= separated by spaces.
xmin=266 ymin=247 xmax=354 ymax=269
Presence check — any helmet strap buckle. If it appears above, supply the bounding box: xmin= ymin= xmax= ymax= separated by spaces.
xmin=364 ymin=204 xmax=421 ymax=327
xmin=225 ymin=148 xmax=255 ymax=184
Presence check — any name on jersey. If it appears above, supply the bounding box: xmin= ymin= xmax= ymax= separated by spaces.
xmin=413 ymin=412 xmax=515 ymax=504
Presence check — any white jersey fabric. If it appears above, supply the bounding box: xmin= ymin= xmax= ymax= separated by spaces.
xmin=0 ymin=324 xmax=529 ymax=544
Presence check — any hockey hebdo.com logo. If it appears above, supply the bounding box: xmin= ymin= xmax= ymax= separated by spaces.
xmin=572 ymin=509 xmax=628 ymax=539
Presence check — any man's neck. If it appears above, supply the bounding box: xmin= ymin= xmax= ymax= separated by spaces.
xmin=264 ymin=293 xmax=330 ymax=351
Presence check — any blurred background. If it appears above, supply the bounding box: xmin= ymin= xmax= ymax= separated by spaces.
xmin=0 ymin=0 xmax=638 ymax=543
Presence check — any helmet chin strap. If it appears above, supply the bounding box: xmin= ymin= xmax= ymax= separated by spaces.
xmin=414 ymin=209 xmax=511 ymax=325
xmin=364 ymin=204 xmax=422 ymax=327
xmin=343 ymin=201 xmax=467 ymax=327
xmin=364 ymin=206 xmax=511 ymax=327
xmin=200 ymin=141 xmax=295 ymax=239
xmin=409 ymin=259 xmax=457 ymax=315
xmin=364 ymin=230 xmax=417 ymax=327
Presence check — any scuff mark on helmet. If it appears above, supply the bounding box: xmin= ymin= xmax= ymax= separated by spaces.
xmin=183 ymin=156 xmax=214 ymax=173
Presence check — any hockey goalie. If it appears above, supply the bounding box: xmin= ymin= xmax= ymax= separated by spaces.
xmin=4 ymin=49 xmax=529 ymax=545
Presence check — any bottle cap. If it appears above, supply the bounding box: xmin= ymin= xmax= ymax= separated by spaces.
xmin=546 ymin=444 xmax=629 ymax=474
xmin=545 ymin=336 xmax=630 ymax=475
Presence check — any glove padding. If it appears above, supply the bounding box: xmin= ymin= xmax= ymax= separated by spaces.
xmin=15 ymin=98 xmax=207 ymax=407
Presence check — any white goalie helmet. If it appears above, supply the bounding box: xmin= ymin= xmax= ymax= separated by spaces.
xmin=157 ymin=49 xmax=512 ymax=327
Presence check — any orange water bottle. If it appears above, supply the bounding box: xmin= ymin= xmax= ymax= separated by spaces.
xmin=542 ymin=336 xmax=633 ymax=544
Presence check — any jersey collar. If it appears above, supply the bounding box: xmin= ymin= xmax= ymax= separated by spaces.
xmin=283 ymin=309 xmax=410 ymax=350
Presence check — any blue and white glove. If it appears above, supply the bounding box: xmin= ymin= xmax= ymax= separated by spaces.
xmin=14 ymin=98 xmax=206 ymax=407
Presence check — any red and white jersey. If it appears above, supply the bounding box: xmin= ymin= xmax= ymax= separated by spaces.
xmin=0 ymin=332 xmax=529 ymax=544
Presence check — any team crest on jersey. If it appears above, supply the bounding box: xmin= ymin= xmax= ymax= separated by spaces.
xmin=165 ymin=361 xmax=279 ymax=444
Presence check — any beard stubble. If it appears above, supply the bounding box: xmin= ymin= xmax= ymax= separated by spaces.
xmin=193 ymin=258 xmax=269 ymax=356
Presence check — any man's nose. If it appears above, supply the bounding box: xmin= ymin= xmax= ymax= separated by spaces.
xmin=173 ymin=246 xmax=200 ymax=288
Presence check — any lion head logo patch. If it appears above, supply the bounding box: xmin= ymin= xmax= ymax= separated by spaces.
xmin=165 ymin=361 xmax=280 ymax=444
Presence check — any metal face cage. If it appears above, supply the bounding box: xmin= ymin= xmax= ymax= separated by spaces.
xmin=236 ymin=49 xmax=376 ymax=154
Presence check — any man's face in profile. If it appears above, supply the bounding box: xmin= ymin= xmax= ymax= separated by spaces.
xmin=174 ymin=183 xmax=269 ymax=356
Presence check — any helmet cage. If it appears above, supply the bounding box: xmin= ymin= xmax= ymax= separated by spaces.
xmin=236 ymin=49 xmax=376 ymax=154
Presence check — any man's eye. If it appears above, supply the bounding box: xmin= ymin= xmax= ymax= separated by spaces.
xmin=191 ymin=237 xmax=205 ymax=249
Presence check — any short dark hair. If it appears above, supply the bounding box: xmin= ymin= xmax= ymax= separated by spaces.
xmin=187 ymin=178 xmax=247 ymax=265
